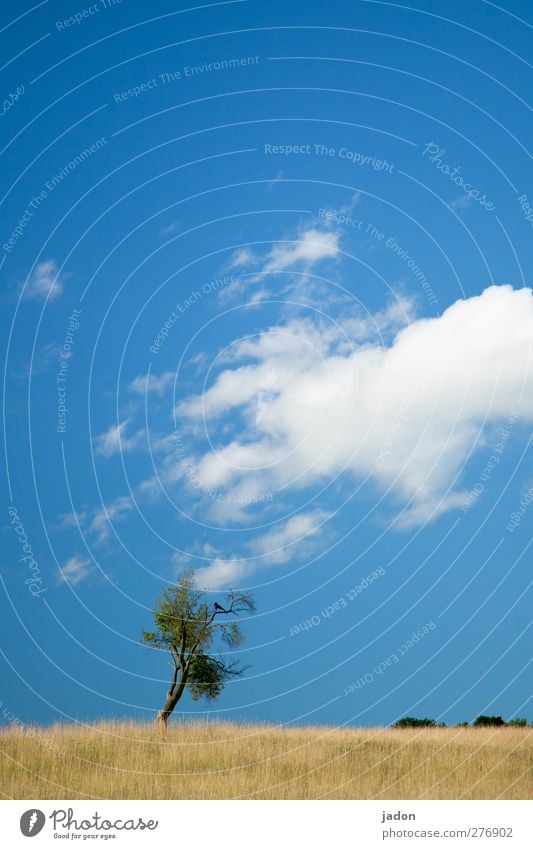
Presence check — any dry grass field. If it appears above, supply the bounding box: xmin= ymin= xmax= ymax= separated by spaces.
xmin=0 ymin=720 xmax=531 ymax=799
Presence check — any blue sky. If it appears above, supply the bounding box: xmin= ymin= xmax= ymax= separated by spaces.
xmin=1 ymin=0 xmax=532 ymax=730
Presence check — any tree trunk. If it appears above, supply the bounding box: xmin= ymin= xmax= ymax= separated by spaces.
xmin=157 ymin=677 xmax=187 ymax=728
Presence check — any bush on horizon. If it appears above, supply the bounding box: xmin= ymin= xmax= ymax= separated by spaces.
xmin=393 ymin=715 xmax=530 ymax=728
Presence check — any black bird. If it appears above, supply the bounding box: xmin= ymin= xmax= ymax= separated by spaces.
xmin=214 ymin=602 xmax=227 ymax=613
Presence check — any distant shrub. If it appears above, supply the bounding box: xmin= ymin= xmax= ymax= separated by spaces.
xmin=392 ymin=715 xmax=530 ymax=729
xmin=392 ymin=717 xmax=438 ymax=728
xmin=473 ymin=715 xmax=506 ymax=727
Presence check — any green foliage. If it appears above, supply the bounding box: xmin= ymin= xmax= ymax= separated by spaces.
xmin=507 ymin=717 xmax=528 ymax=727
xmin=142 ymin=569 xmax=255 ymax=656
xmin=187 ymin=654 xmax=224 ymax=701
xmin=473 ymin=715 xmax=506 ymax=727
xmin=186 ymin=653 xmax=243 ymax=701
xmin=392 ymin=717 xmax=439 ymax=728
xmin=141 ymin=630 xmax=157 ymax=643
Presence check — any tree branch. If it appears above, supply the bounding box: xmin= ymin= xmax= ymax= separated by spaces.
xmin=167 ymin=662 xmax=178 ymax=697
xmin=178 ymin=623 xmax=187 ymax=669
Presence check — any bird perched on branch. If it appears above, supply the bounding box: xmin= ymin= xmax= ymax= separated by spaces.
xmin=214 ymin=602 xmax=228 ymax=613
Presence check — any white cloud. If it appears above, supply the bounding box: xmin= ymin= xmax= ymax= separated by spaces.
xmin=260 ymin=228 xmax=340 ymax=275
xmin=129 ymin=371 xmax=174 ymax=395
xmin=248 ymin=510 xmax=328 ymax=563
xmin=136 ymin=475 xmax=163 ymax=502
xmin=229 ymin=224 xmax=341 ymax=278
xmin=176 ymin=305 xmax=413 ymax=426
xmin=57 ymin=510 xmax=89 ymax=531
xmin=194 ymin=510 xmax=327 ymax=588
xmin=223 ymin=226 xmax=341 ymax=300
xmin=59 ymin=555 xmax=92 ymax=586
xmin=23 ymin=260 xmax=63 ymax=301
xmin=88 ymin=496 xmax=135 ymax=545
xmin=60 ymin=496 xmax=135 ymax=546
xmin=195 ymin=557 xmax=249 ymax=589
xmin=177 ymin=285 xmax=533 ymax=526
xmin=229 ymin=247 xmax=257 ymax=269
xmin=94 ymin=419 xmax=145 ymax=457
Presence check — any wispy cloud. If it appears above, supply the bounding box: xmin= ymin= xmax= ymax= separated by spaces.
xmin=60 ymin=495 xmax=136 ymax=546
xmin=129 ymin=371 xmax=175 ymax=395
xmin=259 ymin=228 xmax=340 ymax=276
xmin=88 ymin=496 xmax=135 ymax=545
xmin=450 ymin=194 xmax=473 ymax=213
xmin=229 ymin=247 xmax=257 ymax=269
xmin=159 ymin=220 xmax=181 ymax=236
xmin=224 ymin=224 xmax=341 ymax=301
xmin=13 ymin=342 xmax=61 ymax=380
xmin=320 ymin=192 xmax=361 ymax=224
xmin=193 ymin=510 xmax=328 ymax=589
xmin=266 ymin=169 xmax=284 ymax=192
xmin=94 ymin=419 xmax=145 ymax=457
xmin=58 ymin=555 xmax=92 ymax=586
xmin=22 ymin=260 xmax=64 ymax=301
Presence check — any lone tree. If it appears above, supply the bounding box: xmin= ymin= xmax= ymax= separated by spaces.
xmin=142 ymin=569 xmax=255 ymax=728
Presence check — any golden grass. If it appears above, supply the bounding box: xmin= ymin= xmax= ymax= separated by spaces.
xmin=0 ymin=721 xmax=531 ymax=799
